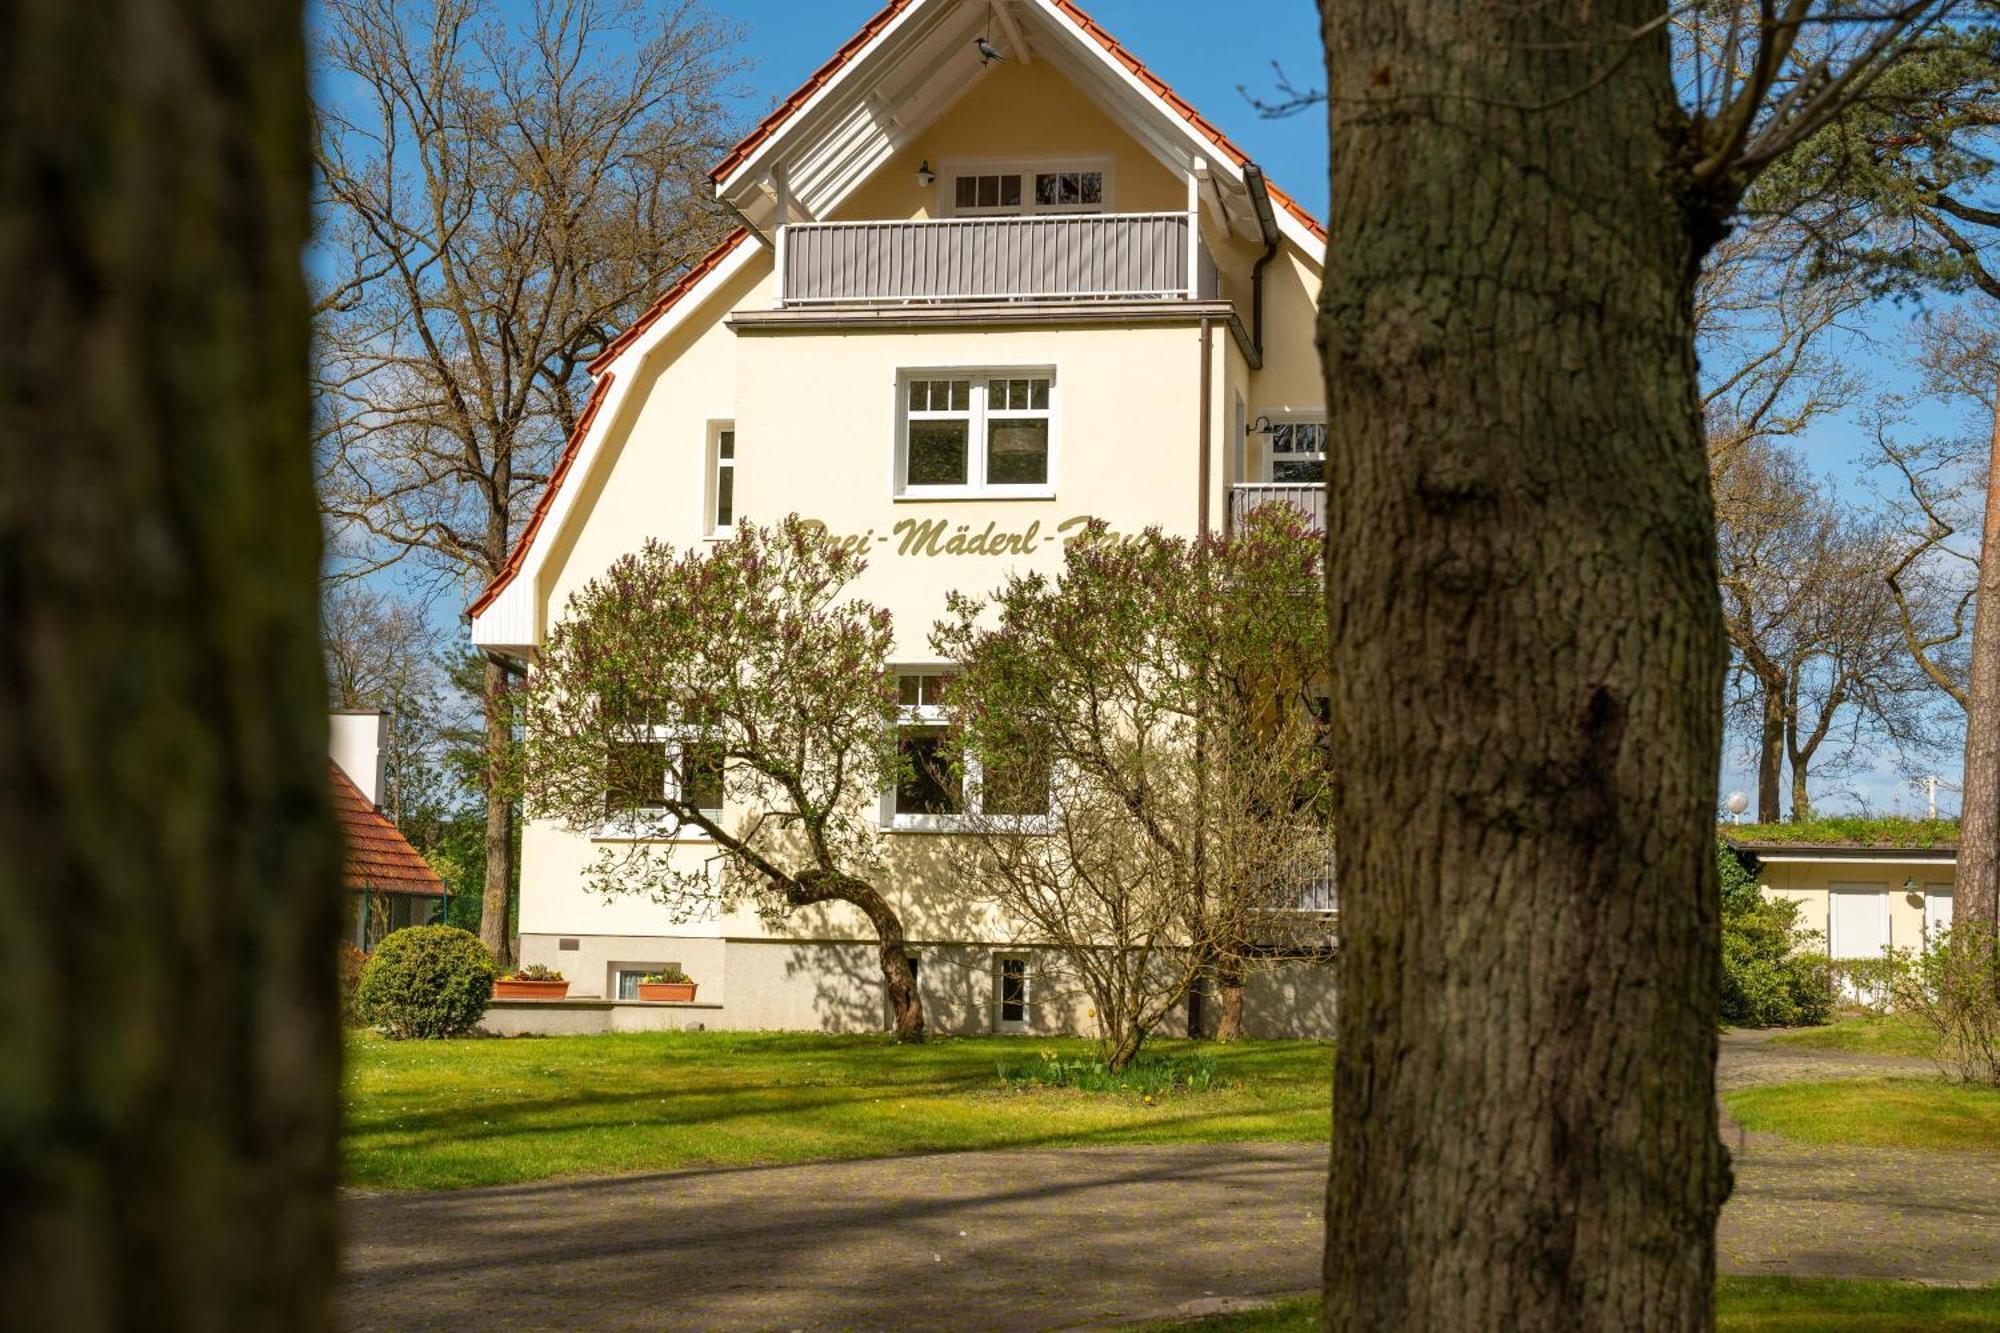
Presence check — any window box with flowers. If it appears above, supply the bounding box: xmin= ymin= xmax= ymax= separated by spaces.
xmin=636 ymin=967 xmax=699 ymax=1003
xmin=493 ymin=964 xmax=570 ymax=1000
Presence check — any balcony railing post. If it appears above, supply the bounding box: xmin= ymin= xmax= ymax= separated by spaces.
xmin=1186 ymin=210 xmax=1200 ymax=299
xmin=774 ymin=223 xmax=787 ymax=306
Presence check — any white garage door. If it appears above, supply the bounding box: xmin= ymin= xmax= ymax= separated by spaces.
xmin=1829 ymin=884 xmax=1890 ymax=960
xmin=1926 ymin=884 xmax=1954 ymax=938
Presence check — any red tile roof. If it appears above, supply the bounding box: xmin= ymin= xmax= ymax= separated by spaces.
xmin=331 ymin=762 xmax=446 ymax=897
xmin=586 ymin=229 xmax=752 ymax=377
xmin=471 ymin=228 xmax=752 ymax=621
xmin=468 ymin=369 xmax=620 ymax=619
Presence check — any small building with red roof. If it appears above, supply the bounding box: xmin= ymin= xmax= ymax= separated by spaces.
xmin=331 ymin=710 xmax=446 ymax=949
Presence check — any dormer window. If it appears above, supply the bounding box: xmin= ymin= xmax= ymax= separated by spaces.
xmin=941 ymin=159 xmax=1111 ymax=217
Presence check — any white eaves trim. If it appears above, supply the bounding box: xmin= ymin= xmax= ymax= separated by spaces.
xmin=713 ymin=0 xmax=938 ymax=200
xmin=469 ymin=239 xmax=763 ymax=655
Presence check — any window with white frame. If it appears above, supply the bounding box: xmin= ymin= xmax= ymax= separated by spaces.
xmin=996 ymin=954 xmax=1030 ymax=1029
xmin=888 ymin=670 xmax=1050 ymax=829
xmin=601 ymin=701 xmax=725 ymax=835
xmin=900 ymin=372 xmax=1054 ymax=496
xmin=952 ymin=171 xmax=1023 ymax=214
xmin=709 ymin=424 xmax=735 ymax=535
xmin=1267 ymin=417 xmax=1328 ymax=484
xmin=945 ymin=160 xmax=1109 ymax=216
xmin=891 ymin=671 xmax=961 ymax=826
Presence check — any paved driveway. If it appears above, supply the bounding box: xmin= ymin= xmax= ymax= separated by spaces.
xmin=342 ymin=1036 xmax=2000 ymax=1331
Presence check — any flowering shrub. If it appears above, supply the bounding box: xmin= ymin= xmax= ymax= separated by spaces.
xmin=358 ymin=926 xmax=497 ymax=1039
xmin=505 ymin=964 xmax=565 ymax=983
xmin=641 ymin=967 xmax=692 ymax=984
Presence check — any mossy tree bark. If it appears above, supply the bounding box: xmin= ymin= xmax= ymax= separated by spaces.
xmin=0 ymin=1 xmax=340 ymax=1326
xmin=1319 ymin=2 xmax=1732 ymax=1327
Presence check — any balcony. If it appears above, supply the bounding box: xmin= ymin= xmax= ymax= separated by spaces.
xmin=1229 ymin=483 xmax=1326 ymax=533
xmin=778 ymin=212 xmax=1219 ymax=306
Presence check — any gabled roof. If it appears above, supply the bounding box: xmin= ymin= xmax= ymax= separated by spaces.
xmin=710 ymin=0 xmax=1325 ymax=248
xmin=469 ymin=0 xmax=1325 ymax=641
xmin=332 ymin=762 xmax=447 ymax=897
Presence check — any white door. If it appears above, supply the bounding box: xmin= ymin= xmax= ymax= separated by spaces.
xmin=1829 ymin=884 xmax=1891 ymax=958
xmin=1829 ymin=884 xmax=1891 ymax=1004
xmin=1925 ymin=884 xmax=1954 ymax=939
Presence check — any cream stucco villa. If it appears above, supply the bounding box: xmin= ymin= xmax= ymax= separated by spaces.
xmin=469 ymin=0 xmax=1337 ymax=1038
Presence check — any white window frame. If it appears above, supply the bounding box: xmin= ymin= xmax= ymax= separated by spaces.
xmin=612 ymin=965 xmax=681 ymax=1000
xmin=995 ymin=953 xmax=1032 ymax=1031
xmin=895 ymin=369 xmax=1058 ymax=500
xmin=937 ymin=156 xmax=1114 ymax=217
xmin=1258 ymin=408 xmax=1328 ymax=485
xmin=882 ymin=667 xmax=1054 ymax=832
xmin=706 ymin=421 xmax=736 ymax=538
xmin=595 ymin=718 xmax=726 ymax=843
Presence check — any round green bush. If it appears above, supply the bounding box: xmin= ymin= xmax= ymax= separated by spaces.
xmin=358 ymin=925 xmax=497 ymax=1039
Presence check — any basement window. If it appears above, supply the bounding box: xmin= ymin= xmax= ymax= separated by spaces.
xmin=997 ymin=955 xmax=1030 ymax=1029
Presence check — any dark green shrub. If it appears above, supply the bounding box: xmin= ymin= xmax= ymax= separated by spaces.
xmin=1717 ymin=840 xmax=1833 ymax=1028
xmin=358 ymin=925 xmax=497 ymax=1039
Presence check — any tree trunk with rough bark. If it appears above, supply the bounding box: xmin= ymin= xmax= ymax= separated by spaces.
xmin=479 ymin=655 xmax=517 ymax=966
xmin=0 ymin=1 xmax=340 ymax=1325
xmin=852 ymin=884 xmax=924 ymax=1041
xmin=1319 ymin=3 xmax=1732 ymax=1327
xmin=1957 ymin=387 xmax=2000 ymax=928
xmin=1758 ymin=683 xmax=1786 ymax=821
xmin=1214 ymin=961 xmax=1246 ymax=1042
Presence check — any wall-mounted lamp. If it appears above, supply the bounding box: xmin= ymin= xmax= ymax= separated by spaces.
xmin=916 ymin=160 xmax=936 ymax=188
xmin=1246 ymin=415 xmax=1275 ymax=437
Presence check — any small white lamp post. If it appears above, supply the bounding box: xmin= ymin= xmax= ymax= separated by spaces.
xmin=1725 ymin=791 xmax=1749 ymax=825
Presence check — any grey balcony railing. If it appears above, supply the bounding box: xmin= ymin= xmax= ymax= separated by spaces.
xmin=779 ymin=212 xmax=1218 ymax=306
xmin=1230 ymin=483 xmax=1326 ymax=533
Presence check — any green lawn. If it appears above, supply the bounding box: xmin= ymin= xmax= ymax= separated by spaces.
xmin=1765 ymin=1014 xmax=1936 ymax=1058
xmin=344 ymin=1031 xmax=1332 ymax=1190
xmin=1148 ymin=1280 xmax=2000 ymax=1330
xmin=1726 ymin=1077 xmax=2000 ymax=1153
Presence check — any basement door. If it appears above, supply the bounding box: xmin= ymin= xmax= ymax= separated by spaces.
xmin=1829 ymin=883 xmax=1891 ymax=1005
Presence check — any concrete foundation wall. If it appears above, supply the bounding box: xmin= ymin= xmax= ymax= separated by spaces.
xmin=503 ymin=933 xmax=1335 ymax=1039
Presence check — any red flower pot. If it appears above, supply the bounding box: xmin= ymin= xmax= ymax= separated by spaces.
xmin=637 ymin=981 xmax=698 ymax=1002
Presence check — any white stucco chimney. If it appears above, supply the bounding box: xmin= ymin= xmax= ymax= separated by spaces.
xmin=329 ymin=710 xmax=391 ymax=810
